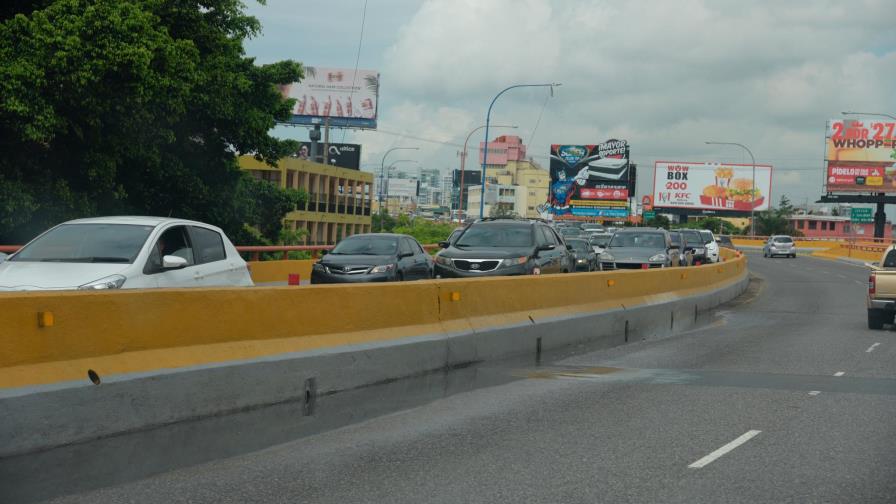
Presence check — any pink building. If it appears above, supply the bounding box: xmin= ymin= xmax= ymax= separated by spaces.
xmin=479 ymin=135 xmax=526 ymax=166
xmin=788 ymin=215 xmax=893 ymax=239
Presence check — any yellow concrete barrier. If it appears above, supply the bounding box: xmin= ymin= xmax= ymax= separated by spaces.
xmin=0 ymin=251 xmax=747 ymax=390
xmin=247 ymin=259 xmax=314 ymax=283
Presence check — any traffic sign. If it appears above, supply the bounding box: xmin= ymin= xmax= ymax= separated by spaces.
xmin=643 ymin=211 xmax=656 ymax=221
xmin=851 ymin=207 xmax=873 ymax=223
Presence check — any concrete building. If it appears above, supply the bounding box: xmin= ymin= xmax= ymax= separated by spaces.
xmin=788 ymin=214 xmax=893 ymax=239
xmin=470 ymin=135 xmax=549 ymax=218
xmin=239 ymin=156 xmax=373 ymax=245
xmin=466 ymin=184 xmax=520 ymax=218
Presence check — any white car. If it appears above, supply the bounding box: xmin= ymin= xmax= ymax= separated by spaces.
xmin=0 ymin=216 xmax=253 ymax=291
xmin=699 ymin=230 xmax=720 ymax=263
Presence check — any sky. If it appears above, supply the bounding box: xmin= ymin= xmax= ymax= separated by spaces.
xmin=244 ymin=0 xmax=896 ymax=209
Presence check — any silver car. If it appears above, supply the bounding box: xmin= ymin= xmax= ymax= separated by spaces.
xmin=763 ymin=235 xmax=796 ymax=258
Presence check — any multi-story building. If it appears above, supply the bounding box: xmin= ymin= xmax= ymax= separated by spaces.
xmin=466 ymin=184 xmax=520 ymax=218
xmin=239 ymin=155 xmax=373 ymax=245
xmin=470 ymin=135 xmax=549 ymax=219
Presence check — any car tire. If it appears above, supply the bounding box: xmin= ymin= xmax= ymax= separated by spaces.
xmin=397 ymin=272 xmax=404 ymax=282
xmin=791 ymin=254 xmax=796 ymax=258
xmin=868 ymin=309 xmax=885 ymax=330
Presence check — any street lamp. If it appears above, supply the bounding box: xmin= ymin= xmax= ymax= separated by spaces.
xmin=459 ymin=124 xmax=517 ymax=222
xmin=841 ymin=111 xmax=896 ymax=121
xmin=379 ymin=147 xmax=419 ymax=230
xmin=706 ymin=141 xmax=757 ymax=236
xmin=479 ymin=83 xmax=562 ymax=218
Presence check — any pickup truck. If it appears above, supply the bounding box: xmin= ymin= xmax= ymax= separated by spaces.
xmin=866 ymin=245 xmax=896 ymax=329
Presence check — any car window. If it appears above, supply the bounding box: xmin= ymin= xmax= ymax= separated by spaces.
xmin=331 ymin=236 xmax=397 ymax=255
xmin=884 ymin=250 xmax=896 ymax=268
xmin=146 ymin=226 xmax=195 ymax=272
xmin=536 ymin=226 xmax=551 ymax=247
xmin=773 ymin=236 xmax=793 ymax=243
xmin=699 ymin=231 xmax=713 ymax=244
xmin=399 ymin=238 xmax=414 ymax=256
xmin=455 ymin=224 xmax=534 ymax=248
xmin=670 ymin=233 xmax=681 ymax=247
xmin=448 ymin=229 xmax=463 ymax=244
xmin=568 ymin=240 xmax=590 ymax=252
xmin=548 ymin=228 xmax=564 ymax=245
xmin=609 ymin=232 xmax=666 ymax=249
xmin=190 ymin=226 xmax=226 ymax=264
xmin=12 ymin=223 xmax=155 ymax=264
xmin=413 ymin=239 xmax=426 ymax=255
xmin=590 ymin=234 xmax=612 ymax=247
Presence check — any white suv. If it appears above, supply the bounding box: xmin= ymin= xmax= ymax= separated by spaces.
xmin=0 ymin=216 xmax=253 ymax=290
xmin=700 ymin=230 xmax=720 ymax=263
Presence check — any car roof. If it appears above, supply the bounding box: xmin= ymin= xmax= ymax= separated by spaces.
xmin=344 ymin=233 xmax=407 ymax=238
xmin=63 ymin=216 xmax=219 ymax=229
xmin=616 ymin=227 xmax=667 ymax=233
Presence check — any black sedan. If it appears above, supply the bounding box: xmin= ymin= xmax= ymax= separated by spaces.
xmin=310 ymin=234 xmax=433 ymax=284
xmin=566 ymin=238 xmax=600 ymax=272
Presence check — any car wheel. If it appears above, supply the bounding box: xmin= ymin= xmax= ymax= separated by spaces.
xmin=868 ymin=309 xmax=885 ymax=330
xmin=397 ymin=272 xmax=405 ymax=282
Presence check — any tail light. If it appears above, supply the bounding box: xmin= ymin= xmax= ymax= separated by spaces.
xmin=869 ymin=274 xmax=876 ymax=295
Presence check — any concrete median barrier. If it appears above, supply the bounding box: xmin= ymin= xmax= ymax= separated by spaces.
xmin=0 ymin=250 xmax=748 ymax=456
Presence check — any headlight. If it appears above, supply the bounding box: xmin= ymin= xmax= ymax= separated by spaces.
xmin=576 ymin=258 xmax=586 ymax=263
xmin=501 ymin=256 xmax=527 ymax=267
xmin=78 ymin=275 xmax=126 ymax=290
xmin=313 ymin=263 xmax=329 ymax=273
xmin=435 ymin=255 xmax=452 ymax=266
xmin=369 ymin=264 xmax=395 ymax=274
xmin=649 ymin=254 xmax=667 ymax=262
xmin=601 ymin=252 xmax=614 ymax=261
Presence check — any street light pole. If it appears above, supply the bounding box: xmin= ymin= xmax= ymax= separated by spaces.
xmin=459 ymin=124 xmax=517 ymax=223
xmin=379 ymin=147 xmax=419 ymax=230
xmin=841 ymin=111 xmax=896 ymax=121
xmin=479 ymin=83 xmax=561 ymax=219
xmin=706 ymin=141 xmax=757 ymax=236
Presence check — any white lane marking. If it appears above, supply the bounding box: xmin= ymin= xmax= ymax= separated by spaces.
xmin=808 ymin=391 xmax=821 ymax=396
xmin=866 ymin=342 xmax=881 ymax=353
xmin=854 ymin=280 xmax=865 ymax=286
xmin=688 ymin=430 xmax=762 ymax=469
xmin=834 ymin=371 xmax=845 ymax=377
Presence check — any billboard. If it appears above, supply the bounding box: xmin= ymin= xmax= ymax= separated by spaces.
xmin=825 ymin=119 xmax=896 ymax=193
xmin=653 ymin=161 xmax=773 ymax=212
xmin=280 ymin=67 xmax=379 ymax=129
xmin=297 ymin=142 xmax=361 ymax=170
xmin=452 ymin=169 xmax=482 ymax=187
xmin=548 ymin=140 xmax=632 ymax=217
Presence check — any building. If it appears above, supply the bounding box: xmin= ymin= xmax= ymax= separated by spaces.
xmin=479 ymin=135 xmax=527 ymax=169
xmin=788 ymin=214 xmax=893 ymax=239
xmin=384 ymin=178 xmax=419 ymax=215
xmin=239 ymin=156 xmax=373 ymax=245
xmin=466 ymin=184 xmax=521 ymax=218
xmin=471 ymin=135 xmax=549 ymax=218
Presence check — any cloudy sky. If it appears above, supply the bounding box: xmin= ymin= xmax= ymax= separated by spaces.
xmin=245 ymin=0 xmax=895 ymax=208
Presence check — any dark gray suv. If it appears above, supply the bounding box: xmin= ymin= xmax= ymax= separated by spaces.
xmin=434 ymin=218 xmax=574 ymax=277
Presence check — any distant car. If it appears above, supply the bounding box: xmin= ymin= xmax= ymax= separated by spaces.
xmin=581 ymin=224 xmax=605 ymax=234
xmin=589 ymin=233 xmax=613 ymax=255
xmin=311 ymin=233 xmax=433 ymax=283
xmin=716 ymin=235 xmax=736 ymax=250
xmin=435 ymin=218 xmax=574 ymax=277
xmin=0 ymin=216 xmax=253 ymax=291
xmin=679 ymin=229 xmax=708 ymax=265
xmin=699 ymin=230 xmax=720 ymax=263
xmin=763 ymin=235 xmax=796 ymax=258
xmin=559 ymin=226 xmax=584 ymax=240
xmin=668 ymin=231 xmax=695 ymax=266
xmin=566 ymin=238 xmax=600 ymax=272
xmin=600 ymin=228 xmax=681 ymax=269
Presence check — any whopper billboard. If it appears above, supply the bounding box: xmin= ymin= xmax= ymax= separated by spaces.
xmin=548 ymin=140 xmax=632 ymax=218
xmin=825 ymin=119 xmax=896 ymax=193
xmin=280 ymin=67 xmax=379 ymax=129
xmin=653 ymin=162 xmax=773 ymax=213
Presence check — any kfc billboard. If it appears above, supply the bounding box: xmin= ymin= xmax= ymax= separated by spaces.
xmin=280 ymin=67 xmax=379 ymax=129
xmin=825 ymin=119 xmax=896 ymax=193
xmin=653 ymin=162 xmax=773 ymax=212
xmin=548 ymin=140 xmax=633 ymax=217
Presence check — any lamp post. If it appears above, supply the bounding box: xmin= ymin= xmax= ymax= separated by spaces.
xmin=379 ymin=147 xmax=419 ymax=230
xmin=706 ymin=141 xmax=757 ymax=236
xmin=459 ymin=124 xmax=517 ymax=222
xmin=841 ymin=111 xmax=896 ymax=121
xmin=479 ymin=83 xmax=561 ymax=218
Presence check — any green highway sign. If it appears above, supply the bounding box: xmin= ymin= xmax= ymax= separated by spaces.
xmin=851 ymin=207 xmax=873 ymax=223
xmin=643 ymin=211 xmax=656 ymax=220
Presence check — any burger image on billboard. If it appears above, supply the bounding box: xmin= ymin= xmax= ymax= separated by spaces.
xmin=700 ymin=178 xmax=763 ymax=210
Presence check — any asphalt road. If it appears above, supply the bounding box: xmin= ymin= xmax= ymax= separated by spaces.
xmin=7 ymin=251 xmax=896 ymax=503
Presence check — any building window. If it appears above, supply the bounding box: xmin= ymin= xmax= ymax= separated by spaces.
xmin=797 ymin=220 xmax=804 ymax=229
xmin=808 ymin=221 xmax=817 ymax=230
xmin=829 ymin=222 xmax=836 ymax=232
xmin=821 ymin=222 xmax=827 ymax=230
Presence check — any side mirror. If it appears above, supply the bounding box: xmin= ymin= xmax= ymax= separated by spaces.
xmin=438 ymin=241 xmax=450 ymax=249
xmin=566 ymin=244 xmax=573 ymax=251
xmin=162 ymin=255 xmax=188 ymax=269
xmin=537 ymin=244 xmax=555 ymax=252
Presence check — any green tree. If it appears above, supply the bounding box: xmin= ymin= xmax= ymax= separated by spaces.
xmin=372 ymin=209 xmax=397 ymax=232
xmin=645 ymin=214 xmax=671 ymax=229
xmin=0 ymin=0 xmax=303 ymax=243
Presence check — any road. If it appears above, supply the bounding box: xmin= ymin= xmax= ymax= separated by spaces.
xmin=5 ymin=251 xmax=896 ymax=503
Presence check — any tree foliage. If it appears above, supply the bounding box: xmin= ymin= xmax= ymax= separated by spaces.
xmin=0 ymin=0 xmax=303 ymax=243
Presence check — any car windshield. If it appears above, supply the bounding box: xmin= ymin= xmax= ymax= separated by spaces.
xmin=609 ymin=232 xmax=666 ymax=249
xmin=11 ymin=223 xmax=155 ymax=263
xmin=774 ymin=236 xmax=793 ymax=243
xmin=455 ymin=225 xmax=533 ymax=248
xmin=567 ymin=240 xmax=590 ymax=252
xmin=590 ymin=234 xmax=612 ymax=247
xmin=560 ymin=228 xmax=580 ymax=236
xmin=330 ymin=236 xmax=397 ymax=255
xmin=699 ymin=231 xmax=713 ymax=243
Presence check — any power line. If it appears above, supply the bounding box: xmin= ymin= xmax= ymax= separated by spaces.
xmin=341 ymin=0 xmax=368 ymax=143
